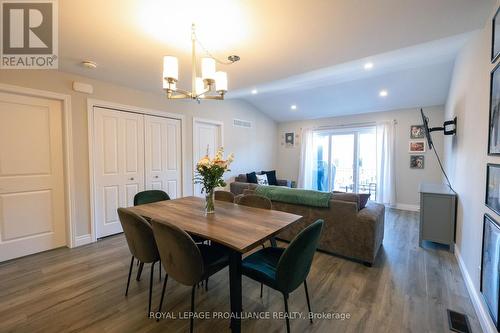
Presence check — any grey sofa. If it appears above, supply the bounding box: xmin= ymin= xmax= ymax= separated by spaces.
xmin=241 ymin=189 xmax=385 ymax=266
xmin=229 ymin=173 xmax=292 ymax=195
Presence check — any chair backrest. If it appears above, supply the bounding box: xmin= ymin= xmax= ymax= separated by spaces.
xmin=236 ymin=194 xmax=272 ymax=210
xmin=214 ymin=190 xmax=235 ymax=203
xmin=134 ymin=190 xmax=170 ymax=206
xmin=275 ymin=219 xmax=324 ymax=293
xmin=117 ymin=208 xmax=160 ymax=263
xmin=151 ymin=220 xmax=204 ymax=286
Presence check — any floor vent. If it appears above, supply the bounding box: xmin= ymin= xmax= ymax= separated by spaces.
xmin=233 ymin=119 xmax=252 ymax=128
xmin=447 ymin=309 xmax=471 ymax=333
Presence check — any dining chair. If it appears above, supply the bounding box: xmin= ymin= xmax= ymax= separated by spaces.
xmin=134 ymin=190 xmax=170 ymax=206
xmin=117 ymin=208 xmax=161 ymax=316
xmin=133 ymin=190 xmax=170 ymax=281
xmin=214 ymin=190 xmax=235 ymax=203
xmin=241 ymin=219 xmax=324 ymax=333
xmin=236 ymin=193 xmax=275 ymax=296
xmin=235 ymin=194 xmax=272 ymax=209
xmin=151 ymin=220 xmax=230 ymax=333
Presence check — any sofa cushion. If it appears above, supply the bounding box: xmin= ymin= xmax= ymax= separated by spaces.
xmin=246 ymin=172 xmax=258 ymax=184
xmin=261 ymin=170 xmax=278 ymax=186
xmin=256 ymin=173 xmax=269 ymax=185
xmin=358 ymin=193 xmax=371 ymax=209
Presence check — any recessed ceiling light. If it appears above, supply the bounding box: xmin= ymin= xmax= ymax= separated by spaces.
xmin=379 ymin=90 xmax=388 ymax=97
xmin=364 ymin=62 xmax=374 ymax=70
xmin=251 ymin=89 xmax=258 ymax=94
xmin=291 ymin=105 xmax=297 ymax=110
xmin=81 ymin=60 xmax=97 ymax=69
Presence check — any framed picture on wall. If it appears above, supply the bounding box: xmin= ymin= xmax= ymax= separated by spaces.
xmin=410 ymin=155 xmax=424 ymax=169
xmin=489 ymin=63 xmax=500 ymax=155
xmin=409 ymin=140 xmax=426 ymax=153
xmin=486 ymin=164 xmax=500 ymax=215
xmin=285 ymin=132 xmax=295 ymax=148
xmin=481 ymin=214 xmax=500 ymax=330
xmin=492 ymin=6 xmax=500 ymax=63
xmin=410 ymin=125 xmax=425 ymax=139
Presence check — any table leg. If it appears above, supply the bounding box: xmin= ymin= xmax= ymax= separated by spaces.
xmin=229 ymin=251 xmax=242 ymax=333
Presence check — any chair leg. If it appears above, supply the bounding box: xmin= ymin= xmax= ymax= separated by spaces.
xmin=283 ymin=293 xmax=290 ymax=333
xmin=190 ymin=285 xmax=196 ymax=333
xmin=148 ymin=262 xmax=155 ymax=316
xmin=136 ymin=262 xmax=144 ymax=281
xmin=125 ymin=256 xmax=134 ymax=296
xmin=260 ymin=283 xmax=263 ymax=298
xmin=304 ymin=280 xmax=313 ymax=323
xmin=270 ymin=237 xmax=277 ymax=247
xmin=205 ymin=278 xmax=208 ymax=291
xmin=156 ymin=274 xmax=169 ymax=322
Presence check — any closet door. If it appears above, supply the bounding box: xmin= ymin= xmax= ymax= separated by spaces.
xmin=93 ymin=107 xmax=144 ymax=238
xmin=144 ymin=115 xmax=181 ymax=199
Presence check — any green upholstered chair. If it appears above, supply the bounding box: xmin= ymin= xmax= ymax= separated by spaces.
xmin=132 ymin=190 xmax=170 ymax=281
xmin=214 ymin=190 xmax=235 ymax=203
xmin=151 ymin=220 xmax=229 ymax=333
xmin=133 ymin=190 xmax=170 ymax=206
xmin=241 ymin=219 xmax=324 ymax=333
xmin=117 ymin=208 xmax=160 ymax=316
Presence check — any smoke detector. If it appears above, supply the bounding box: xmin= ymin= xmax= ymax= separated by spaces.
xmin=81 ymin=60 xmax=97 ymax=69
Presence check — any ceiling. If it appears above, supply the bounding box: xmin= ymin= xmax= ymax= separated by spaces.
xmin=58 ymin=0 xmax=496 ymax=121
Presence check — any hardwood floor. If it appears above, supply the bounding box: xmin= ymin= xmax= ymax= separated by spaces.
xmin=0 ymin=209 xmax=480 ymax=333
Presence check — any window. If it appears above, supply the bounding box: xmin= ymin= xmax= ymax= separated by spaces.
xmin=310 ymin=127 xmax=377 ymax=198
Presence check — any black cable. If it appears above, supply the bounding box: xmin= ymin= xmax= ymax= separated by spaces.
xmin=431 ymin=138 xmax=454 ymax=192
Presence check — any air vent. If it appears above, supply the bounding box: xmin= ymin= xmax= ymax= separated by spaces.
xmin=233 ymin=119 xmax=252 ymax=129
xmin=447 ymin=309 xmax=470 ymax=333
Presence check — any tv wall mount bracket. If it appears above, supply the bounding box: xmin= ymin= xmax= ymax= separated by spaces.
xmin=428 ymin=117 xmax=457 ymax=136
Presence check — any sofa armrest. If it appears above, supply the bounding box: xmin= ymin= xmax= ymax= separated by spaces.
xmin=276 ymin=179 xmax=292 ymax=187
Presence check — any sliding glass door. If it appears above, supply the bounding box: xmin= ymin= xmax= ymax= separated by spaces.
xmin=311 ymin=127 xmax=377 ymax=198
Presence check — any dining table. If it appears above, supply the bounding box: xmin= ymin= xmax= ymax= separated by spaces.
xmin=126 ymin=196 xmax=302 ymax=333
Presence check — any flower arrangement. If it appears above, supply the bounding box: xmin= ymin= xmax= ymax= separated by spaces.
xmin=194 ymin=147 xmax=234 ymax=213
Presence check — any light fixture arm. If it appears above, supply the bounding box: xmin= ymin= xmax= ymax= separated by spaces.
xmin=191 ymin=23 xmax=197 ymax=100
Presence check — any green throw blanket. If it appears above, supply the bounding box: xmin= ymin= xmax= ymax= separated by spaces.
xmin=255 ymin=185 xmax=332 ymax=208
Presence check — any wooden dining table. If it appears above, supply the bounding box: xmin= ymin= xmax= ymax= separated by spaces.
xmin=126 ymin=196 xmax=302 ymax=332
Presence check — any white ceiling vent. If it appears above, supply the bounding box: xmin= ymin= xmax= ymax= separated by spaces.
xmin=233 ymin=119 xmax=252 ymax=129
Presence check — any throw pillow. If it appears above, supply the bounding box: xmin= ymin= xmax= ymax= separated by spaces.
xmin=246 ymin=172 xmax=258 ymax=184
xmin=358 ymin=193 xmax=371 ymax=209
xmin=256 ymin=173 xmax=269 ymax=186
xmin=260 ymin=170 xmax=278 ymax=186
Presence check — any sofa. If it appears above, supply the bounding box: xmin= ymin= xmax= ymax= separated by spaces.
xmin=242 ymin=189 xmax=385 ymax=266
xmin=230 ymin=173 xmax=292 ymax=195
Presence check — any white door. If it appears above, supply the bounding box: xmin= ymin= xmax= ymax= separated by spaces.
xmin=193 ymin=120 xmax=222 ymax=197
xmin=0 ymin=92 xmax=66 ymax=261
xmin=93 ymin=107 xmax=145 ymax=238
xmin=144 ymin=115 xmax=182 ymax=199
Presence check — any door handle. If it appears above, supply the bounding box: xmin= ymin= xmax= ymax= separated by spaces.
xmin=154 ymin=175 xmax=159 ymax=178
xmin=129 ymin=177 xmax=134 ymax=181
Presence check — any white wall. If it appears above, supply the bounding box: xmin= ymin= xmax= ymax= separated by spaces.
xmin=443 ymin=2 xmax=499 ymax=332
xmin=276 ymin=106 xmax=445 ymax=209
xmin=0 ymin=70 xmax=277 ymax=237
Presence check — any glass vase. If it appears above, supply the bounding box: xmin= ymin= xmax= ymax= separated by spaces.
xmin=205 ymin=190 xmax=215 ymax=214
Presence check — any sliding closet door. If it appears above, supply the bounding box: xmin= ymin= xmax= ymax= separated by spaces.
xmin=144 ymin=115 xmax=181 ymax=199
xmin=93 ymin=107 xmax=145 ymax=238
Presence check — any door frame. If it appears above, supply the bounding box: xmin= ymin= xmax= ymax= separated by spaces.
xmin=192 ymin=117 xmax=224 ymax=196
xmin=0 ymin=83 xmax=77 ymax=248
xmin=87 ymin=99 xmax=186 ymax=242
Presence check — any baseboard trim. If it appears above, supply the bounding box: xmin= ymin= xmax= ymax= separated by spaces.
xmin=455 ymin=246 xmax=497 ymax=333
xmin=74 ymin=234 xmax=93 ymax=247
xmin=389 ymin=203 xmax=420 ymax=212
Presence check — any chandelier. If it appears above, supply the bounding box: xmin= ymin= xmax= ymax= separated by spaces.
xmin=162 ymin=24 xmax=240 ymax=102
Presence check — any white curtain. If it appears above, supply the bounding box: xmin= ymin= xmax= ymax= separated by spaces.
xmin=376 ymin=121 xmax=396 ymax=206
xmin=298 ymin=128 xmax=314 ymax=189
